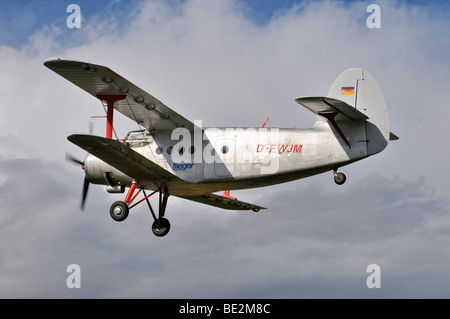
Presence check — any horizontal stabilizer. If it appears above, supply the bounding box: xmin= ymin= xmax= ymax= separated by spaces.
xmin=295 ymin=97 xmax=368 ymax=121
xmin=180 ymin=193 xmax=266 ymax=212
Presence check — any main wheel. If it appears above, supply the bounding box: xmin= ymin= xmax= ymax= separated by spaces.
xmin=334 ymin=172 xmax=346 ymax=185
xmin=152 ymin=218 xmax=171 ymax=237
xmin=110 ymin=201 xmax=129 ymax=222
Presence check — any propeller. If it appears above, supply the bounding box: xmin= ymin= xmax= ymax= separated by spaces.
xmin=81 ymin=176 xmax=90 ymax=211
xmin=66 ymin=153 xmax=84 ymax=166
xmin=66 ymin=153 xmax=90 ymax=211
xmin=65 ymin=120 xmax=96 ymax=211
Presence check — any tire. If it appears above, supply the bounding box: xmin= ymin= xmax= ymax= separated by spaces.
xmin=152 ymin=218 xmax=171 ymax=237
xmin=110 ymin=201 xmax=129 ymax=222
xmin=334 ymin=172 xmax=346 ymax=185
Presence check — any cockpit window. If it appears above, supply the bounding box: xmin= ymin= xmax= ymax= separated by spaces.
xmin=123 ymin=130 xmax=151 ymax=146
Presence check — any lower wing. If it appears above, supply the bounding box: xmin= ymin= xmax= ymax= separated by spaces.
xmin=68 ymin=133 xmax=266 ymax=211
xmin=180 ymin=193 xmax=266 ymax=212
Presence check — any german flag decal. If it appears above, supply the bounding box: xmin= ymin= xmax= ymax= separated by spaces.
xmin=341 ymin=86 xmax=355 ymax=95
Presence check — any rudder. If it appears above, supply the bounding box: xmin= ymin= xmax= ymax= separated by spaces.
xmin=327 ymin=68 xmax=390 ymax=156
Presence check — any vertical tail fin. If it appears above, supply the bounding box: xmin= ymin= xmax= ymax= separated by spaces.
xmin=327 ymin=68 xmax=392 ymax=155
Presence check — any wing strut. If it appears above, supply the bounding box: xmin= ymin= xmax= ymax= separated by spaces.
xmin=97 ymin=95 xmax=126 ymax=139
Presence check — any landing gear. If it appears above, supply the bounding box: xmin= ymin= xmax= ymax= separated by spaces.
xmin=152 ymin=218 xmax=171 ymax=237
xmin=333 ymin=170 xmax=346 ymax=185
xmin=109 ymin=182 xmax=171 ymax=237
xmin=110 ymin=201 xmax=129 ymax=221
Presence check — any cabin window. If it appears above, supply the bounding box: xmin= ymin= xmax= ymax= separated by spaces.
xmin=221 ymin=145 xmax=229 ymax=154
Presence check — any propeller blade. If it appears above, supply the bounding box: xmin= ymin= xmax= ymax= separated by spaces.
xmin=66 ymin=153 xmax=89 ymax=211
xmin=66 ymin=153 xmax=84 ymax=166
xmin=81 ymin=177 xmax=90 ymax=211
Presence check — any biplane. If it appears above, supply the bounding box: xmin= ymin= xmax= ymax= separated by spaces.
xmin=44 ymin=58 xmax=398 ymax=237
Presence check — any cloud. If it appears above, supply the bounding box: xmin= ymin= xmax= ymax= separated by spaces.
xmin=0 ymin=0 xmax=449 ymax=298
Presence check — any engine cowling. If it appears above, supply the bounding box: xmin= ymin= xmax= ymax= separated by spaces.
xmin=83 ymin=154 xmax=133 ymax=187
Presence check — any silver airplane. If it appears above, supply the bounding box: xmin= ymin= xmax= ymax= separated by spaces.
xmin=45 ymin=58 xmax=398 ymax=237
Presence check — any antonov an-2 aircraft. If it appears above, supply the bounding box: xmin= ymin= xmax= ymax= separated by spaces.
xmin=44 ymin=57 xmax=398 ymax=237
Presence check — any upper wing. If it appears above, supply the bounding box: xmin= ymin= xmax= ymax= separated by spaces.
xmin=44 ymin=57 xmax=198 ymax=132
xmin=295 ymin=96 xmax=369 ymax=121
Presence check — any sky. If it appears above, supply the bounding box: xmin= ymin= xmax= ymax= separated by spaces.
xmin=0 ymin=0 xmax=449 ymax=299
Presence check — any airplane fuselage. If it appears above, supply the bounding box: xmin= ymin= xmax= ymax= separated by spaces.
xmin=84 ymin=118 xmax=369 ymax=196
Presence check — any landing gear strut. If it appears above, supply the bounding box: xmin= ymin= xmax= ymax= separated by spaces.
xmin=147 ymin=189 xmax=170 ymax=237
xmin=333 ymin=170 xmax=346 ymax=185
xmin=109 ymin=182 xmax=171 ymax=237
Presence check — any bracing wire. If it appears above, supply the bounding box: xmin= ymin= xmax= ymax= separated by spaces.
xmin=125 ymin=97 xmax=146 ymax=134
xmin=124 ymin=98 xmax=156 ymax=156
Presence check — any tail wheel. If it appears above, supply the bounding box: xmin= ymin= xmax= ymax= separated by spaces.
xmin=152 ymin=218 xmax=171 ymax=237
xmin=110 ymin=201 xmax=129 ymax=222
xmin=334 ymin=172 xmax=346 ymax=185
